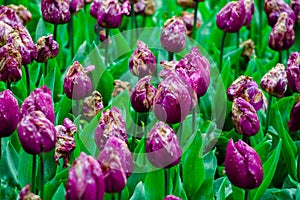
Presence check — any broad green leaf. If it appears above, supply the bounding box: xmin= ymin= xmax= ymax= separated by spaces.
xmin=214 ymin=177 xmax=226 ymax=200
xmin=54 ymin=95 xmax=72 ymax=125
xmin=129 ymin=181 xmax=146 ymax=200
xmin=144 ymin=169 xmax=165 ymax=200
xmin=254 ymin=137 xmax=272 ymax=163
xmin=231 ymin=185 xmax=244 ymax=200
xmin=111 ymin=90 xmax=132 ymax=129
xmin=17 ymin=149 xmax=32 ymax=187
xmin=51 ymin=183 xmax=66 ymax=200
xmin=44 ymin=168 xmax=69 ymax=200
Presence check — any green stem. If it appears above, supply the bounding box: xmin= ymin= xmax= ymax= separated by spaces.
xmin=131 ymin=3 xmax=135 ymax=29
xmin=236 ymin=31 xmax=240 ymax=78
xmin=68 ymin=15 xmax=74 ymax=58
xmin=220 ymin=32 xmax=227 ymax=72
xmin=259 ymin=0 xmax=262 ymax=54
xmin=131 ymin=112 xmax=138 ymax=152
xmin=192 ymin=108 xmax=196 ymax=135
xmin=264 ymin=94 xmax=273 ymax=135
xmin=279 ymin=51 xmax=282 ymax=63
xmin=243 ymin=135 xmax=250 ymax=146
xmin=44 ymin=61 xmax=48 ymax=77
xmin=40 ymin=154 xmax=44 ymax=200
xmin=0 ymin=137 xmax=2 ymax=160
xmin=32 ymin=154 xmax=36 ymax=193
xmin=24 ymin=64 xmax=30 ymax=96
xmin=118 ymin=192 xmax=122 ymax=200
xmin=105 ymin=28 xmax=110 ymax=66
xmin=245 ymin=189 xmax=249 ymax=200
xmin=53 ymin=24 xmax=58 ymax=41
xmin=192 ymin=2 xmax=199 ymax=39
xmin=168 ymin=52 xmax=174 ymax=61
xmin=74 ymin=100 xmax=81 ymax=116
xmin=7 ymin=82 xmax=11 ymax=90
xmin=164 ymin=168 xmax=170 ymax=196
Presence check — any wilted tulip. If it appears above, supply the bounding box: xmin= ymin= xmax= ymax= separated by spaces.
xmin=177 ymin=0 xmax=195 ymax=8
xmin=260 ymin=63 xmax=287 ymax=97
xmin=175 ymin=46 xmax=210 ymax=98
xmin=54 ymin=118 xmax=76 ymax=168
xmin=0 ymin=21 xmax=13 ymax=46
xmin=146 ymin=121 xmax=182 ymax=168
xmin=232 ymin=97 xmax=260 ymax=136
xmin=36 ymin=35 xmax=59 ymax=63
xmin=225 ymin=139 xmax=263 ymax=189
xmin=69 ymin=0 xmax=85 ymax=14
xmin=291 ymin=0 xmax=300 ymax=24
xmin=216 ymin=1 xmax=246 ymax=33
xmin=130 ymin=75 xmax=156 ymax=113
xmin=264 ymin=0 xmax=295 ymax=27
xmin=19 ymin=185 xmax=41 ymax=200
xmin=134 ymin=0 xmax=155 ymax=16
xmin=7 ymin=4 xmax=32 ymax=25
xmin=179 ymin=11 xmax=201 ymax=36
xmin=129 ymin=41 xmax=156 ymax=78
xmin=82 ymin=90 xmax=104 ymax=119
xmin=66 ymin=152 xmax=105 ymax=200
xmin=0 ymin=43 xmax=22 ymax=83
xmin=0 ymin=5 xmax=22 ymax=26
xmin=268 ymin=12 xmax=295 ymax=51
xmin=287 ymin=52 xmax=300 ymax=92
xmin=94 ymin=107 xmax=127 ymax=151
xmin=41 ymin=0 xmax=71 ymax=24
xmin=160 ymin=17 xmax=186 ymax=53
xmin=112 ymin=79 xmax=131 ymax=97
xmin=21 ymin=85 xmax=55 ymax=123
xmin=63 ymin=61 xmax=93 ymax=100
xmin=164 ymin=195 xmax=182 ymax=200
xmin=18 ymin=111 xmax=56 ymax=155
xmin=0 ymin=90 xmax=19 ymax=138
xmin=242 ymin=0 xmax=254 ymax=27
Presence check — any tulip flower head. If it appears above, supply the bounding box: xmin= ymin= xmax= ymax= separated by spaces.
xmin=291 ymin=0 xmax=300 ymax=24
xmin=179 ymin=11 xmax=201 ymax=36
xmin=134 ymin=0 xmax=156 ymax=16
xmin=7 ymin=4 xmax=32 ymax=25
xmin=36 ymin=35 xmax=59 ymax=63
xmin=19 ymin=185 xmax=41 ymax=200
xmin=41 ymin=0 xmax=71 ymax=24
xmin=82 ymin=90 xmax=104 ymax=119
xmin=287 ymin=52 xmax=300 ymax=92
xmin=288 ymin=95 xmax=300 ymax=132
xmin=164 ymin=195 xmax=182 ymax=200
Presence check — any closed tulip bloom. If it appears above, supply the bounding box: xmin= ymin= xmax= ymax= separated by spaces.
xmin=264 ymin=0 xmax=295 ymax=27
xmin=0 ymin=90 xmax=20 ymax=138
xmin=287 ymin=52 xmax=300 ymax=92
xmin=232 ymin=97 xmax=260 ymax=136
xmin=180 ymin=11 xmax=201 ymax=36
xmin=177 ymin=0 xmax=195 ymax=8
xmin=19 ymin=185 xmax=41 ymax=200
xmin=225 ymin=139 xmax=263 ymax=189
xmin=164 ymin=195 xmax=182 ymax=200
xmin=82 ymin=90 xmax=104 ymax=119
xmin=18 ymin=111 xmax=56 ymax=155
xmin=288 ymin=95 xmax=300 ymax=132
xmin=69 ymin=0 xmax=85 ymax=14
xmin=242 ymin=0 xmax=254 ymax=27
xmin=291 ymin=0 xmax=300 ymax=24
xmin=0 ymin=43 xmax=22 ymax=83
xmin=7 ymin=4 xmax=32 ymax=25
xmin=94 ymin=107 xmax=127 ymax=151
xmin=134 ymin=0 xmax=155 ymax=16
xmin=21 ymin=85 xmax=55 ymax=123
xmin=216 ymin=1 xmax=246 ymax=33
xmin=129 ymin=41 xmax=156 ymax=78
xmin=63 ymin=61 xmax=93 ymax=100
xmin=268 ymin=12 xmax=295 ymax=51
xmin=41 ymin=0 xmax=71 ymax=24
xmin=36 ymin=35 xmax=59 ymax=63
xmin=160 ymin=17 xmax=186 ymax=53
xmin=146 ymin=121 xmax=182 ymax=168
xmin=260 ymin=63 xmax=287 ymax=97
xmin=0 ymin=5 xmax=23 ymax=26
xmin=66 ymin=152 xmax=105 ymax=200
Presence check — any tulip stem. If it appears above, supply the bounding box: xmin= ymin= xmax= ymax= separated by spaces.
xmin=131 ymin=112 xmax=138 ymax=151
xmin=259 ymin=0 xmax=262 ymax=54
xmin=220 ymin=32 xmax=227 ymax=72
xmin=279 ymin=51 xmax=282 ymax=63
xmin=53 ymin=24 xmax=58 ymax=41
xmin=7 ymin=82 xmax=11 ymax=90
xmin=40 ymin=154 xmax=44 ymax=200
xmin=164 ymin=168 xmax=170 ymax=196
xmin=192 ymin=108 xmax=196 ymax=135
xmin=192 ymin=1 xmax=199 ymax=39
xmin=168 ymin=52 xmax=174 ymax=61
xmin=0 ymin=137 xmax=2 ymax=160
xmin=245 ymin=189 xmax=249 ymax=200
xmin=264 ymin=94 xmax=272 ymax=135
xmin=24 ymin=64 xmax=30 ymax=96
xmin=105 ymin=28 xmax=110 ymax=66
xmin=68 ymin=15 xmax=74 ymax=58
xmin=236 ymin=31 xmax=239 ymax=78
xmin=44 ymin=61 xmax=48 ymax=77
xmin=32 ymin=154 xmax=36 ymax=193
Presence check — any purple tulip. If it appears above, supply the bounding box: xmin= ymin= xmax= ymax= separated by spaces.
xmin=21 ymin=85 xmax=55 ymax=123
xmin=288 ymin=95 xmax=300 ymax=132
xmin=287 ymin=52 xmax=300 ymax=92
xmin=177 ymin=0 xmax=195 ymax=8
xmin=19 ymin=185 xmax=41 ymax=200
xmin=82 ymin=90 xmax=104 ymax=119
xmin=164 ymin=195 xmax=182 ymax=200
xmin=225 ymin=139 xmax=263 ymax=189
xmin=63 ymin=61 xmax=93 ymax=100
xmin=160 ymin=17 xmax=186 ymax=53
xmin=242 ymin=0 xmax=254 ymax=27
xmin=129 ymin=41 xmax=157 ymax=78
xmin=264 ymin=0 xmax=295 ymax=27
xmin=66 ymin=152 xmax=105 ymax=200
xmin=130 ymin=75 xmax=156 ymax=113
xmin=69 ymin=0 xmax=85 ymax=14
xmin=179 ymin=11 xmax=201 ymax=36
xmin=146 ymin=121 xmax=182 ymax=168
xmin=291 ymin=0 xmax=300 ymax=24
xmin=0 ymin=21 xmax=13 ymax=46
xmin=0 ymin=5 xmax=23 ymax=26
xmin=94 ymin=106 xmax=127 ymax=151
xmin=268 ymin=12 xmax=295 ymax=51
xmin=0 ymin=43 xmax=22 ymax=83
xmin=36 ymin=35 xmax=59 ymax=63
xmin=18 ymin=111 xmax=56 ymax=155
xmin=175 ymin=46 xmax=210 ymax=98
xmin=7 ymin=4 xmax=32 ymax=25
xmin=260 ymin=63 xmax=287 ymax=97
xmin=232 ymin=97 xmax=260 ymax=136
xmin=134 ymin=0 xmax=155 ymax=16
xmin=41 ymin=0 xmax=71 ymax=24
xmin=0 ymin=90 xmax=20 ymax=138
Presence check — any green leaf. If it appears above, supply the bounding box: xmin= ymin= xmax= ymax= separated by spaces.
xmin=214 ymin=177 xmax=226 ymax=200
xmin=254 ymin=137 xmax=272 ymax=163
xmin=231 ymin=185 xmax=244 ymax=200
xmin=44 ymin=168 xmax=69 ymax=200
xmin=17 ymin=149 xmax=32 ymax=187
xmin=54 ymin=95 xmax=72 ymax=125
xmin=129 ymin=181 xmax=145 ymax=200
xmin=144 ymin=169 xmax=165 ymax=200
xmin=51 ymin=183 xmax=66 ymax=200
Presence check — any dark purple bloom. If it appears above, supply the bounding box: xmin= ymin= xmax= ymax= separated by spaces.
xmin=21 ymin=85 xmax=55 ymax=123
xmin=179 ymin=11 xmax=201 ymax=36
xmin=0 ymin=43 xmax=22 ymax=83
xmin=0 ymin=21 xmax=13 ymax=46
xmin=63 ymin=61 xmax=93 ymax=100
xmin=291 ymin=0 xmax=300 ymax=24
xmin=164 ymin=195 xmax=182 ymax=200
xmin=36 ymin=35 xmax=59 ymax=63
xmin=260 ymin=63 xmax=287 ymax=97
xmin=66 ymin=152 xmax=105 ymax=200
xmin=129 ymin=41 xmax=156 ymax=78
xmin=41 ymin=0 xmax=71 ymax=24
xmin=177 ymin=0 xmax=195 ymax=8
xmin=225 ymin=139 xmax=263 ymax=189
xmin=287 ymin=52 xmax=300 ymax=92
xmin=18 ymin=111 xmax=56 ymax=155
xmin=0 ymin=90 xmax=20 ymax=138
xmin=82 ymin=90 xmax=104 ymax=119
xmin=7 ymin=4 xmax=32 ymax=25
xmin=146 ymin=121 xmax=182 ymax=168
xmin=69 ymin=0 xmax=85 ymax=13
xmin=0 ymin=5 xmax=23 ymax=26
xmin=268 ymin=12 xmax=295 ymax=51
xmin=160 ymin=17 xmax=186 ymax=53
xmin=134 ymin=0 xmax=155 ymax=16
xmin=242 ymin=0 xmax=254 ymax=27
xmin=288 ymin=95 xmax=300 ymax=132
xmin=19 ymin=185 xmax=41 ymax=200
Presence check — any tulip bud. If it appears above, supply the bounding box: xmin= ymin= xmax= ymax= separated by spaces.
xmin=146 ymin=121 xmax=182 ymax=168
xmin=41 ymin=0 xmax=71 ymax=24
xmin=232 ymin=97 xmax=260 ymax=136
xmin=82 ymin=90 xmax=104 ymax=119
xmin=288 ymin=95 xmax=300 ymax=132
xmin=177 ymin=0 xmax=195 ymax=8
xmin=94 ymin=107 xmax=127 ymax=151
xmin=0 ymin=5 xmax=22 ymax=26
xmin=260 ymin=63 xmax=287 ymax=97
xmin=287 ymin=52 xmax=300 ymax=92
xmin=7 ymin=4 xmax=32 ymax=25
xmin=164 ymin=195 xmax=182 ymax=200
xmin=19 ymin=185 xmax=41 ymax=200
xmin=21 ymin=85 xmax=55 ymax=123
xmin=291 ymin=0 xmax=300 ymax=24
xmin=63 ymin=61 xmax=93 ymax=100
xmin=0 ymin=43 xmax=22 ymax=83
xmin=216 ymin=1 xmax=246 ymax=33
xmin=268 ymin=12 xmax=295 ymax=51
xmin=225 ymin=139 xmax=263 ymax=189
xmin=264 ymin=0 xmax=295 ymax=27
xmin=0 ymin=90 xmax=20 ymax=138
xmin=66 ymin=152 xmax=105 ymax=200
xmin=160 ymin=17 xmax=186 ymax=53
xmin=54 ymin=118 xmax=76 ymax=168
xmin=130 ymin=75 xmax=156 ymax=113
xmin=175 ymin=46 xmax=210 ymax=98
xmin=18 ymin=111 xmax=56 ymax=155
xmin=242 ymin=0 xmax=255 ymax=27
xmin=134 ymin=0 xmax=155 ymax=16
xmin=69 ymin=0 xmax=85 ymax=14
xmin=179 ymin=11 xmax=201 ymax=36
xmin=129 ymin=41 xmax=157 ymax=78
xmin=36 ymin=35 xmax=59 ymax=63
